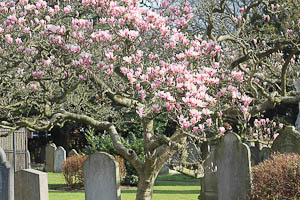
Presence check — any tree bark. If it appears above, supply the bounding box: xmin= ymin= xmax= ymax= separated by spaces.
xmin=135 ymin=168 xmax=160 ymax=200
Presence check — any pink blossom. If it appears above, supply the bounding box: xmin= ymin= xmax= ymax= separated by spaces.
xmin=5 ymin=34 xmax=13 ymax=44
xmin=153 ymin=104 xmax=159 ymax=112
xmin=287 ymin=29 xmax=293 ymax=35
xmin=279 ymin=123 xmax=283 ymax=129
xmin=202 ymin=108 xmax=212 ymax=116
xmin=17 ymin=68 xmax=24 ymax=76
xmin=193 ymin=127 xmax=198 ymax=134
xmin=64 ymin=5 xmax=71 ymax=14
xmin=136 ymin=107 xmax=145 ymax=118
xmin=218 ymin=127 xmax=225 ymax=134
xmin=206 ymin=118 xmax=212 ymax=127
xmin=273 ymin=133 xmax=279 ymax=140
xmin=30 ymin=83 xmax=39 ymax=90
xmin=15 ymin=38 xmax=22 ymax=45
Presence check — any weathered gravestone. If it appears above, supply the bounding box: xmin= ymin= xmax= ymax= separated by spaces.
xmin=200 ymin=132 xmax=251 ymax=200
xmin=26 ymin=150 xmax=31 ymax=169
xmin=68 ymin=149 xmax=79 ymax=157
xmin=187 ymin=143 xmax=201 ymax=163
xmin=84 ymin=152 xmax=121 ymax=200
xmin=54 ymin=146 xmax=66 ymax=173
xmin=250 ymin=143 xmax=260 ymax=165
xmin=294 ymin=80 xmax=300 ymax=133
xmin=272 ymin=125 xmax=300 ymax=154
xmin=0 ymin=147 xmax=14 ymax=200
xmin=15 ymin=169 xmax=49 ymax=200
xmin=200 ymin=144 xmax=218 ymax=200
xmin=45 ymin=143 xmax=56 ymax=172
xmin=259 ymin=147 xmax=270 ymax=162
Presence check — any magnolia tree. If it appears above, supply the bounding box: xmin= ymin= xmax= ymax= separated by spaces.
xmin=0 ymin=0 xmax=299 ymax=199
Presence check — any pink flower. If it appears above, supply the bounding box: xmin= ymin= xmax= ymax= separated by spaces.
xmin=30 ymin=83 xmax=39 ymax=90
xmin=219 ymin=127 xmax=225 ymax=134
xmin=136 ymin=107 xmax=145 ymax=118
xmin=206 ymin=118 xmax=212 ymax=127
xmin=287 ymin=29 xmax=293 ymax=35
xmin=199 ymin=124 xmax=205 ymax=132
xmin=5 ymin=34 xmax=13 ymax=44
xmin=279 ymin=123 xmax=283 ymax=129
xmin=64 ymin=5 xmax=71 ymax=14
xmin=273 ymin=133 xmax=279 ymax=140
xmin=15 ymin=38 xmax=22 ymax=45
xmin=193 ymin=127 xmax=198 ymax=134
xmin=153 ymin=104 xmax=159 ymax=112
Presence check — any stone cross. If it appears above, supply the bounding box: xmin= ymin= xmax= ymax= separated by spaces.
xmin=84 ymin=152 xmax=121 ymax=200
xmin=0 ymin=147 xmax=14 ymax=200
xmin=45 ymin=143 xmax=56 ymax=172
xmin=15 ymin=169 xmax=49 ymax=200
xmin=54 ymin=146 xmax=66 ymax=173
xmin=294 ymin=80 xmax=300 ymax=133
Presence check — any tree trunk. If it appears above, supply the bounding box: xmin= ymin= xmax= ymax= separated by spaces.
xmin=135 ymin=169 xmax=159 ymax=200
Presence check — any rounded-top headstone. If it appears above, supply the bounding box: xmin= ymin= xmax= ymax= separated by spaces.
xmin=54 ymin=146 xmax=66 ymax=173
xmin=45 ymin=143 xmax=57 ymax=172
xmin=83 ymin=152 xmax=121 ymax=200
xmin=272 ymin=126 xmax=300 ymax=154
xmin=68 ymin=149 xmax=79 ymax=157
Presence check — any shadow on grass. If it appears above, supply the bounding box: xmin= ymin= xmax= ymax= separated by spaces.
xmin=49 ymin=190 xmax=84 ymax=194
xmin=49 ymin=184 xmax=66 ymax=190
xmin=154 ymin=181 xmax=199 ymax=187
xmin=121 ymin=189 xmax=199 ymax=194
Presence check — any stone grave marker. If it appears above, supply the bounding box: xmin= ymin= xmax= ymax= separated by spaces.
xmin=272 ymin=125 xmax=300 ymax=154
xmin=250 ymin=144 xmax=260 ymax=165
xmin=259 ymin=147 xmax=270 ymax=163
xmin=84 ymin=152 xmax=121 ymax=200
xmin=45 ymin=143 xmax=56 ymax=172
xmin=200 ymin=133 xmax=251 ymax=200
xmin=54 ymin=146 xmax=66 ymax=173
xmin=215 ymin=132 xmax=251 ymax=200
xmin=15 ymin=169 xmax=49 ymax=200
xmin=294 ymin=80 xmax=300 ymax=133
xmin=68 ymin=149 xmax=79 ymax=157
xmin=187 ymin=143 xmax=201 ymax=163
xmin=26 ymin=150 xmax=31 ymax=169
xmin=200 ymin=144 xmax=218 ymax=200
xmin=0 ymin=147 xmax=14 ymax=200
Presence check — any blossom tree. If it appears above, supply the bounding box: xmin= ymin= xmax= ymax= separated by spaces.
xmin=0 ymin=0 xmax=298 ymax=199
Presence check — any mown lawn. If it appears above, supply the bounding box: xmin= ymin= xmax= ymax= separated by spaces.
xmin=48 ymin=172 xmax=200 ymax=200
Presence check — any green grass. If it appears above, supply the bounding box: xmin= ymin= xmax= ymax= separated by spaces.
xmin=48 ymin=172 xmax=200 ymax=200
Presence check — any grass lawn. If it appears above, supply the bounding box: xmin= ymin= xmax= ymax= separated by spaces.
xmin=48 ymin=172 xmax=200 ymax=200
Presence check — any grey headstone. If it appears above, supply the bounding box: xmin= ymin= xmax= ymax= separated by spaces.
xmin=0 ymin=147 xmax=14 ymax=200
xmin=158 ymin=164 xmax=170 ymax=175
xmin=54 ymin=146 xmax=66 ymax=173
xmin=200 ymin=133 xmax=251 ymax=200
xmin=26 ymin=150 xmax=31 ymax=169
xmin=68 ymin=149 xmax=79 ymax=157
xmin=84 ymin=152 xmax=121 ymax=200
xmin=294 ymin=80 xmax=300 ymax=133
xmin=15 ymin=169 xmax=49 ymax=200
xmin=45 ymin=143 xmax=56 ymax=172
xmin=259 ymin=147 xmax=270 ymax=163
xmin=187 ymin=143 xmax=201 ymax=163
xmin=200 ymin=145 xmax=218 ymax=200
xmin=272 ymin=125 xmax=300 ymax=154
xmin=250 ymin=144 xmax=260 ymax=165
